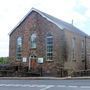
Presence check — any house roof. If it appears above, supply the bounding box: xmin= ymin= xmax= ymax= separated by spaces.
xmin=9 ymin=8 xmax=87 ymax=36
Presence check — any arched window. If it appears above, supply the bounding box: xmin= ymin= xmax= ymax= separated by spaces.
xmin=46 ymin=33 xmax=53 ymax=60
xmin=30 ymin=33 xmax=37 ymax=48
xmin=17 ymin=37 xmax=22 ymax=46
xmin=16 ymin=37 xmax=22 ymax=60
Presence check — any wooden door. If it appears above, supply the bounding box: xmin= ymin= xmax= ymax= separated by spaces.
xmin=31 ymin=59 xmax=37 ymax=70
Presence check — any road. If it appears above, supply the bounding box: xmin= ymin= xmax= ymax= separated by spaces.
xmin=0 ymin=79 xmax=90 ymax=90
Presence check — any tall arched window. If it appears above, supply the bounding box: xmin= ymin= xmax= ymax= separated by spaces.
xmin=16 ymin=37 xmax=22 ymax=60
xmin=30 ymin=33 xmax=37 ymax=48
xmin=46 ymin=33 xmax=53 ymax=60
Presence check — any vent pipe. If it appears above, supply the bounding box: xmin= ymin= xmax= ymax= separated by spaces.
xmin=72 ymin=19 xmax=73 ymax=25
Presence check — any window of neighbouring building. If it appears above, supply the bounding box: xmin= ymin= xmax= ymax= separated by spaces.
xmin=30 ymin=33 xmax=37 ymax=48
xmin=16 ymin=36 xmax=22 ymax=60
xmin=46 ymin=33 xmax=53 ymax=60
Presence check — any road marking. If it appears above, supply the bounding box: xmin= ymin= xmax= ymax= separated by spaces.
xmin=37 ymin=85 xmax=47 ymax=87
xmin=29 ymin=85 xmax=47 ymax=87
xmin=0 ymin=84 xmax=47 ymax=88
xmin=0 ymin=84 xmax=7 ymax=86
xmin=6 ymin=84 xmax=25 ymax=87
xmin=57 ymin=85 xmax=66 ymax=87
xmin=22 ymin=84 xmax=35 ymax=87
xmin=40 ymin=85 xmax=55 ymax=90
xmin=80 ymin=86 xmax=90 ymax=88
xmin=68 ymin=86 xmax=78 ymax=88
xmin=0 ymin=84 xmax=90 ymax=89
xmin=0 ymin=84 xmax=41 ymax=87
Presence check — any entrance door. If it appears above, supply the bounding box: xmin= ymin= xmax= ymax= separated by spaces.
xmin=31 ymin=59 xmax=37 ymax=70
xmin=29 ymin=54 xmax=37 ymax=71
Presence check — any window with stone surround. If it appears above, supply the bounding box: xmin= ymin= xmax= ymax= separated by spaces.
xmin=16 ymin=36 xmax=22 ymax=60
xmin=46 ymin=33 xmax=53 ymax=60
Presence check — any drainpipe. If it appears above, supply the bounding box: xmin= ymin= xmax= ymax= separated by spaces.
xmin=28 ymin=56 xmax=31 ymax=71
xmin=85 ymin=36 xmax=87 ymax=70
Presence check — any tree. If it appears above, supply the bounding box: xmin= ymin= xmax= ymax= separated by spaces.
xmin=0 ymin=57 xmax=9 ymax=64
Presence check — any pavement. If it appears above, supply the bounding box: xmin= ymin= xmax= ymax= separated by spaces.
xmin=0 ymin=76 xmax=90 ymax=80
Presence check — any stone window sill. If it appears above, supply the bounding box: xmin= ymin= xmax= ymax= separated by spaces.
xmin=46 ymin=60 xmax=54 ymax=62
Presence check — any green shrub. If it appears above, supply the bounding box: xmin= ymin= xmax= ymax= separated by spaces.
xmin=0 ymin=57 xmax=9 ymax=64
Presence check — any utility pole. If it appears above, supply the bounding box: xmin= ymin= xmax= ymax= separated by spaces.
xmin=85 ymin=36 xmax=87 ymax=70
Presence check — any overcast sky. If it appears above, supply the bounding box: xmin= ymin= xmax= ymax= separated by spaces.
xmin=0 ymin=0 xmax=90 ymax=57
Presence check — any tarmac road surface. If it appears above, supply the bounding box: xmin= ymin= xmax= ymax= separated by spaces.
xmin=0 ymin=79 xmax=90 ymax=90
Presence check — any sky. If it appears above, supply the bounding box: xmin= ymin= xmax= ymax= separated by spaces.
xmin=0 ymin=0 xmax=90 ymax=57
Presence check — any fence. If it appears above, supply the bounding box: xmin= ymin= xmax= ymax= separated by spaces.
xmin=72 ymin=70 xmax=90 ymax=77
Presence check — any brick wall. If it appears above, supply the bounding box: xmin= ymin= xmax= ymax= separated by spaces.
xmin=9 ymin=11 xmax=89 ymax=76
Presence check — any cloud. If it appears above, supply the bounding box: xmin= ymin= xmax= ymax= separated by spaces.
xmin=76 ymin=0 xmax=90 ymax=18
xmin=80 ymin=0 xmax=90 ymax=9
xmin=85 ymin=10 xmax=90 ymax=18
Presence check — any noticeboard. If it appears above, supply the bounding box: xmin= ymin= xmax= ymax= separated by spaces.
xmin=37 ymin=58 xmax=44 ymax=64
xmin=22 ymin=57 xmax=27 ymax=62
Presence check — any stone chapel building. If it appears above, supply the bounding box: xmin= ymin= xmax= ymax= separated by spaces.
xmin=9 ymin=8 xmax=90 ymax=76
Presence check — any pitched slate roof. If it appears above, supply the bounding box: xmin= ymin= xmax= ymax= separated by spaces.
xmin=9 ymin=8 xmax=87 ymax=36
